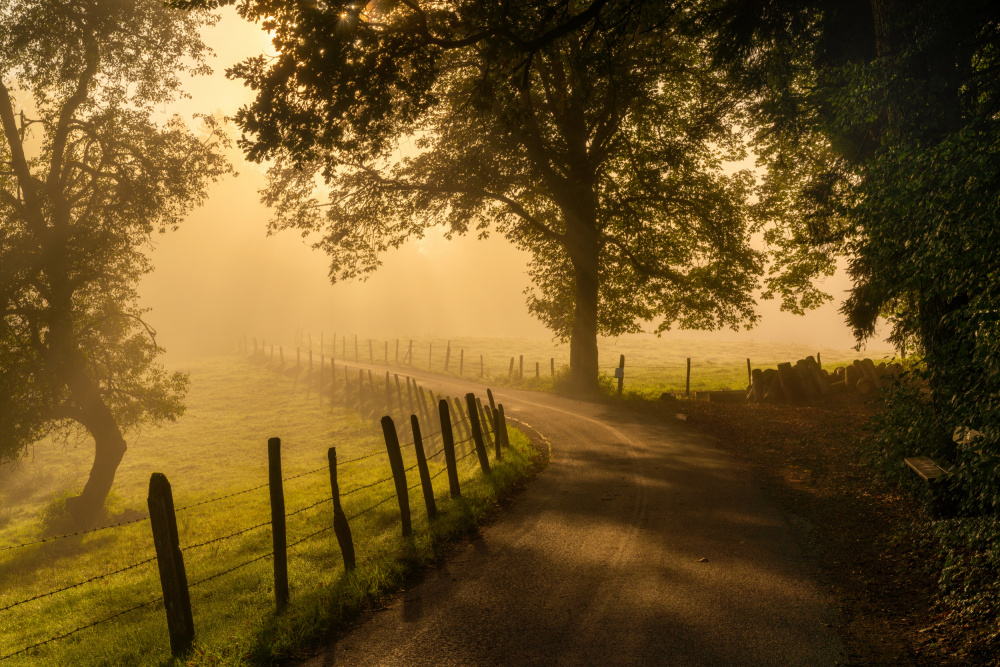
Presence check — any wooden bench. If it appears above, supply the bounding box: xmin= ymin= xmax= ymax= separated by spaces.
xmin=904 ymin=456 xmax=953 ymax=481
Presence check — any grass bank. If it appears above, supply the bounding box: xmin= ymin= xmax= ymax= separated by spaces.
xmin=0 ymin=357 xmax=540 ymax=666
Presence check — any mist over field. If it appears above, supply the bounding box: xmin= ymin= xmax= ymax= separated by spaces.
xmin=136 ymin=9 xmax=886 ymax=363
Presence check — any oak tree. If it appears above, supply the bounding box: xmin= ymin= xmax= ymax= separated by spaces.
xmin=0 ymin=0 xmax=231 ymax=523
xmin=180 ymin=0 xmax=763 ymax=391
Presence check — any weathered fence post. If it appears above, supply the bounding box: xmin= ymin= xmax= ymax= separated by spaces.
xmin=465 ymin=393 xmax=491 ymax=474
xmin=747 ymin=358 xmax=752 ymax=386
xmin=617 ymin=354 xmax=625 ymax=396
xmin=380 ymin=417 xmax=412 ymax=538
xmin=508 ymin=357 xmax=514 ymax=377
xmin=444 ymin=342 xmax=451 ymax=371
xmin=498 ymin=404 xmax=510 ymax=449
xmin=268 ymin=437 xmax=289 ymax=612
xmin=476 ymin=397 xmax=494 ymax=451
xmin=406 ymin=377 xmax=416 ymax=416
xmin=410 ymin=416 xmax=437 ymax=520
xmin=331 ymin=358 xmax=337 ymax=404
xmin=147 ymin=473 xmax=194 ymax=657
xmin=519 ymin=355 xmax=524 ymax=379
xmin=368 ymin=370 xmax=376 ymax=416
xmin=452 ymin=397 xmax=470 ymax=442
xmin=551 ymin=358 xmax=555 ymax=377
xmin=438 ymin=400 xmax=461 ymax=499
xmin=487 ymin=388 xmax=496 ymax=413
xmin=459 ymin=349 xmax=464 ymax=376
xmin=406 ymin=339 xmax=413 ymax=364
xmin=686 ymin=358 xmax=691 ymax=397
xmin=535 ymin=361 xmax=539 ymax=379
xmin=817 ymin=351 xmax=822 ymax=367
xmin=327 ymin=447 xmax=356 ymax=571
xmin=394 ymin=374 xmax=404 ymax=411
xmin=493 ymin=406 xmax=503 ymax=459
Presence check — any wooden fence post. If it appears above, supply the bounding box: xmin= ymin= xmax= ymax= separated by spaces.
xmin=487 ymin=388 xmax=496 ymax=413
xmin=147 ymin=473 xmax=194 ymax=657
xmin=480 ymin=354 xmax=484 ymax=377
xmin=367 ymin=370 xmax=376 ymax=416
xmin=428 ymin=342 xmax=433 ymax=370
xmin=407 ymin=339 xmax=413 ymax=364
xmin=551 ymin=358 xmax=555 ymax=377
xmin=438 ymin=400 xmax=461 ymax=499
xmin=385 ymin=371 xmax=392 ymax=413
xmin=410 ymin=416 xmax=437 ymax=520
xmin=459 ymin=349 xmax=464 ymax=375
xmin=747 ymin=358 xmax=752 ymax=386
xmin=406 ymin=377 xmax=416 ymax=416
xmin=465 ymin=393 xmax=491 ymax=474
xmin=617 ymin=354 xmax=625 ymax=396
xmin=498 ymin=404 xmax=510 ymax=449
xmin=508 ymin=357 xmax=514 ymax=377
xmin=444 ymin=342 xmax=451 ymax=371
xmin=817 ymin=351 xmax=822 ymax=367
xmin=686 ymin=358 xmax=691 ymax=397
xmin=452 ymin=396 xmax=470 ymax=441
xmin=327 ymin=447 xmax=356 ymax=571
xmin=331 ymin=358 xmax=337 ymax=404
xmin=369 ymin=339 xmax=374 ymax=363
xmin=535 ymin=361 xmax=539 ymax=379
xmin=394 ymin=374 xmax=404 ymax=412
xmin=279 ymin=346 xmax=284 ymax=365
xmin=519 ymin=355 xmax=523 ymax=379
xmin=476 ymin=397 xmax=494 ymax=451
xmin=493 ymin=406 xmax=503 ymax=460
xmin=268 ymin=437 xmax=289 ymax=612
xmin=380 ymin=417 xmax=412 ymax=538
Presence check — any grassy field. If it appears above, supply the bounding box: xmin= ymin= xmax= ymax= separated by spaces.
xmin=0 ymin=357 xmax=537 ymax=666
xmin=307 ymin=334 xmax=897 ymax=397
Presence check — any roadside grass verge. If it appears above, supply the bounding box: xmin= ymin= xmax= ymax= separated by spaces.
xmin=0 ymin=357 xmax=539 ymax=666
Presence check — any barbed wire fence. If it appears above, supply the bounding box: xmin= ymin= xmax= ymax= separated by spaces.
xmin=0 ymin=383 xmax=511 ymax=663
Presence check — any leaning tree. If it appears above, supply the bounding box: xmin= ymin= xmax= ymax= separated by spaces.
xmin=0 ymin=0 xmax=231 ymax=524
xmin=176 ymin=0 xmax=767 ymax=392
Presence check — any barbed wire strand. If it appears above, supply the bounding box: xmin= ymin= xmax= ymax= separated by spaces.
xmin=341 ymin=474 xmax=395 ymax=497
xmin=0 ymin=515 xmax=150 ymax=553
xmin=180 ymin=520 xmax=271 ymax=553
xmin=0 ymin=555 xmax=158 ymax=613
xmin=187 ymin=550 xmax=273 ymax=590
xmin=174 ymin=481 xmax=269 ymax=513
xmin=346 ymin=491 xmax=398 ymax=521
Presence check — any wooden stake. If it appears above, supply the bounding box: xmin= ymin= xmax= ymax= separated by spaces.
xmin=438 ymin=399 xmax=461 ymax=499
xmin=268 ymin=437 xmax=289 ymax=611
xmin=459 ymin=349 xmax=464 ymax=375
xmin=747 ymin=358 xmax=752 ymax=386
xmin=327 ymin=448 xmax=356 ymax=571
xmin=617 ymin=354 xmax=625 ymax=396
xmin=380 ymin=417 xmax=412 ymax=538
xmin=444 ymin=342 xmax=451 ymax=371
xmin=519 ymin=355 xmax=523 ymax=379
xmin=686 ymin=358 xmax=691 ymax=397
xmin=410 ymin=416 xmax=436 ymax=520
xmin=147 ymin=473 xmax=194 ymax=657
xmin=508 ymin=357 xmax=514 ymax=377
xmin=498 ymin=404 xmax=510 ymax=449
xmin=465 ymin=393 xmax=491 ymax=474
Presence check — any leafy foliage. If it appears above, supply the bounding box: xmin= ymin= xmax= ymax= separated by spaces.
xmin=178 ymin=0 xmax=766 ymax=389
xmin=0 ymin=1 xmax=230 ymax=477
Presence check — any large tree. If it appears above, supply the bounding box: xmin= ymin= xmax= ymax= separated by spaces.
xmin=178 ymin=0 xmax=765 ymax=392
xmin=0 ymin=0 xmax=230 ymax=524
xmin=702 ymin=0 xmax=1000 ymax=510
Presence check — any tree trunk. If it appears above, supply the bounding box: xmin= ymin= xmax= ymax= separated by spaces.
xmin=566 ymin=208 xmax=601 ymax=394
xmin=63 ymin=367 xmax=127 ymax=525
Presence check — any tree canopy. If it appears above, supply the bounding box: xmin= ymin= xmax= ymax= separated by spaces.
xmin=702 ymin=0 xmax=1000 ymax=513
xmin=177 ymin=0 xmax=770 ymax=391
xmin=0 ymin=0 xmax=230 ymax=523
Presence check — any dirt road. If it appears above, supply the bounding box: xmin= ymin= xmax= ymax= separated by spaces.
xmin=302 ymin=373 xmax=846 ymax=666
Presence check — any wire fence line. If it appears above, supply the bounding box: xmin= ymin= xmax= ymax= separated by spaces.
xmin=1 ymin=359 xmax=513 ymax=664
xmin=0 ymin=515 xmax=151 ymax=553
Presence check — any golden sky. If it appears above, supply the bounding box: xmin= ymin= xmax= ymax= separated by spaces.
xmin=138 ymin=8 xmax=888 ymax=358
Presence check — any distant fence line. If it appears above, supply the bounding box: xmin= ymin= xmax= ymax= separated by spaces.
xmin=236 ymin=332 xmax=840 ymax=396
xmin=0 ymin=356 xmax=511 ymax=662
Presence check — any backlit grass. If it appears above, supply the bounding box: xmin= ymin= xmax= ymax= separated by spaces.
xmin=0 ymin=357 xmax=537 ymax=666
xmin=313 ymin=334 xmax=896 ymax=395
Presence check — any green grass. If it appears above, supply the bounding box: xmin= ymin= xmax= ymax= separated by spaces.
xmin=0 ymin=357 xmax=538 ymax=666
xmin=313 ymin=334 xmax=897 ymax=396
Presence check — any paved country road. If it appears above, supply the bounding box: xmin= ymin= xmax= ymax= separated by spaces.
xmin=301 ymin=371 xmax=847 ymax=666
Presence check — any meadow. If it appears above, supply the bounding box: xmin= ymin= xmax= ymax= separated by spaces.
xmin=0 ymin=357 xmax=536 ymax=666
xmin=306 ymin=333 xmax=897 ymax=397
